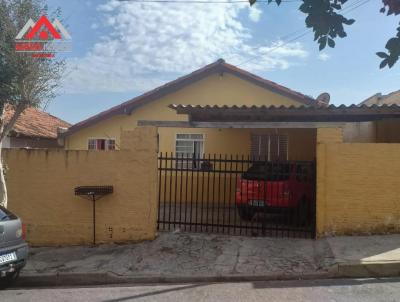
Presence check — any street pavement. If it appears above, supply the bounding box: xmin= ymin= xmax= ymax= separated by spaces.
xmin=2 ymin=278 xmax=400 ymax=301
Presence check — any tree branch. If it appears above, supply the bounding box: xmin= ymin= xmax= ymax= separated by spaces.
xmin=0 ymin=103 xmax=26 ymax=142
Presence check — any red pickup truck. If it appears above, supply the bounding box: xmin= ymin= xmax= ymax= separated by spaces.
xmin=235 ymin=162 xmax=314 ymax=222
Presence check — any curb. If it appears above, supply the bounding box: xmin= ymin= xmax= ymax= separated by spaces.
xmin=14 ymin=271 xmax=336 ymax=288
xmin=13 ymin=262 xmax=400 ymax=288
xmin=336 ymin=261 xmax=400 ymax=278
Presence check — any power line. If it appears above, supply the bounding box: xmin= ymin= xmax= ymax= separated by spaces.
xmin=340 ymin=0 xmax=371 ymax=14
xmin=223 ymin=0 xmax=367 ymax=61
xmin=236 ymin=0 xmax=372 ymax=67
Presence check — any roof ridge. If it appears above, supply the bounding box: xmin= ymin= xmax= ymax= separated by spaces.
xmin=65 ymin=59 xmax=316 ymax=136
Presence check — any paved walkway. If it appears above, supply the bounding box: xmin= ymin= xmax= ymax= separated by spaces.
xmin=22 ymin=232 xmax=334 ymax=279
xmin=20 ymin=233 xmax=400 ymax=283
xmin=327 ymin=235 xmax=400 ymax=264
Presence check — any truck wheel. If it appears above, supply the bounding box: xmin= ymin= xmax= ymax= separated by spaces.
xmin=237 ymin=206 xmax=255 ymax=221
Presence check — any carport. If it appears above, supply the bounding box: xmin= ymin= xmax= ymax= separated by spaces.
xmin=139 ymin=104 xmax=400 ymax=239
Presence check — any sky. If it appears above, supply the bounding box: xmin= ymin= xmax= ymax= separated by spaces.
xmin=43 ymin=0 xmax=400 ymax=124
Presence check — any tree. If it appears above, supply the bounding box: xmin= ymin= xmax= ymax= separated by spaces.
xmin=250 ymin=0 xmax=400 ymax=69
xmin=0 ymin=0 xmax=64 ymax=207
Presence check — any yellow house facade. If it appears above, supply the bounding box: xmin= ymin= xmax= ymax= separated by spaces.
xmin=62 ymin=59 xmax=319 ymax=161
xmin=7 ymin=60 xmax=400 ymax=243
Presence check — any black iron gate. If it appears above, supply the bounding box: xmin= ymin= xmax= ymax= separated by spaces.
xmin=157 ymin=153 xmax=316 ymax=238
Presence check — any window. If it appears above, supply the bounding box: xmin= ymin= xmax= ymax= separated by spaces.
xmin=250 ymin=134 xmax=288 ymax=161
xmin=88 ymin=138 xmax=116 ymax=151
xmin=175 ymin=134 xmax=204 ymax=169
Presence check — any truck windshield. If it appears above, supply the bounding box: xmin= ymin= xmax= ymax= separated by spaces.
xmin=0 ymin=206 xmax=18 ymax=221
xmin=242 ymin=163 xmax=290 ymax=181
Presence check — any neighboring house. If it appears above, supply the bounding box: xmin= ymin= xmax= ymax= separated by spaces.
xmin=360 ymin=90 xmax=400 ymax=106
xmin=60 ymin=59 xmax=400 ymax=160
xmin=341 ymin=90 xmax=400 ymax=143
xmin=3 ymin=106 xmax=70 ymax=149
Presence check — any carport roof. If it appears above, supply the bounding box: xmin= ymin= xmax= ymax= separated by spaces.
xmin=169 ymin=104 xmax=400 ymax=123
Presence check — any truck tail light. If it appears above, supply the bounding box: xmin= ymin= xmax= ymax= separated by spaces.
xmin=22 ymin=223 xmax=26 ymax=240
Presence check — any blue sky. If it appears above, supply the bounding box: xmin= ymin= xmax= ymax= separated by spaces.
xmin=45 ymin=0 xmax=400 ymax=124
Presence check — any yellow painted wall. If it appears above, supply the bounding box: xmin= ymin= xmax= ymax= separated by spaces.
xmin=159 ymin=128 xmax=316 ymax=160
xmin=316 ymin=127 xmax=343 ymax=236
xmin=65 ymin=73 xmax=303 ymax=152
xmin=4 ymin=127 xmax=158 ymax=246
xmin=317 ymin=142 xmax=400 ymax=236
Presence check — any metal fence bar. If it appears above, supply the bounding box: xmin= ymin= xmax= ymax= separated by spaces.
xmin=162 ymin=153 xmax=168 ymax=231
xmin=184 ymin=155 xmax=189 ymax=230
xmin=189 ymin=156 xmax=195 ymax=232
xmin=157 ymin=153 xmax=316 ymax=239
xmin=211 ymin=154 xmax=216 ymax=233
xmin=168 ymin=152 xmax=173 ymax=231
xmin=195 ymin=154 xmax=200 ymax=233
xmin=217 ymin=154 xmax=222 ymax=234
xmin=157 ymin=152 xmax=162 ymax=231
xmin=200 ymin=154 xmax=205 ymax=232
xmin=179 ymin=153 xmax=184 ymax=229
xmin=206 ymin=153 xmax=211 ymax=233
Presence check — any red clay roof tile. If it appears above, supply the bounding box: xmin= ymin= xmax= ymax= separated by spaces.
xmin=4 ymin=106 xmax=70 ymax=139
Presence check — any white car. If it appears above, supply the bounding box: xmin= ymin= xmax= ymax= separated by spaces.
xmin=0 ymin=205 xmax=28 ymax=287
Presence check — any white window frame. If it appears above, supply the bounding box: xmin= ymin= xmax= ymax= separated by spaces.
xmin=87 ymin=137 xmax=117 ymax=151
xmin=175 ymin=133 xmax=205 ymax=169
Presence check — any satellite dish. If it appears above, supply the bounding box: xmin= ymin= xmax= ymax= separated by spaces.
xmin=316 ymin=92 xmax=330 ymax=105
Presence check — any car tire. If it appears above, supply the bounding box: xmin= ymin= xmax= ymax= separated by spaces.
xmin=237 ymin=206 xmax=255 ymax=221
xmin=0 ymin=270 xmax=20 ymax=289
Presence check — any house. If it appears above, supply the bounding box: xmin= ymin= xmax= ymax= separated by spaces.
xmin=61 ymin=59 xmax=400 ymax=156
xmin=61 ymin=59 xmax=329 ymax=159
xmin=360 ymin=90 xmax=400 ymax=106
xmin=340 ymin=90 xmax=400 ymax=143
xmin=7 ymin=60 xmax=400 ymax=243
xmin=3 ymin=106 xmax=70 ymax=149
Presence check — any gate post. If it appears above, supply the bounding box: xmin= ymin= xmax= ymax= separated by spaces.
xmin=120 ymin=126 xmax=159 ymax=240
xmin=316 ymin=128 xmax=343 ymax=237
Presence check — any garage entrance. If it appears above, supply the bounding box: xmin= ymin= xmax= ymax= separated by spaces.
xmin=157 ymin=153 xmax=316 ymax=238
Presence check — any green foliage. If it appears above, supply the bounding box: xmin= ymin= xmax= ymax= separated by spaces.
xmin=251 ymin=0 xmax=400 ymax=69
xmin=377 ymin=1 xmax=400 ymax=69
xmin=0 ymin=0 xmax=65 ymax=113
xmin=300 ymin=0 xmax=355 ymax=51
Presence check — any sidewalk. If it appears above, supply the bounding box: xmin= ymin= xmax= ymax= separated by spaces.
xmin=327 ymin=235 xmax=400 ymax=278
xmin=17 ymin=233 xmax=400 ymax=286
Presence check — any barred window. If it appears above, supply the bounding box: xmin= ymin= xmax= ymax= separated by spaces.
xmin=88 ymin=138 xmax=116 ymax=151
xmin=175 ymin=134 xmax=204 ymax=169
xmin=250 ymin=134 xmax=288 ymax=161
